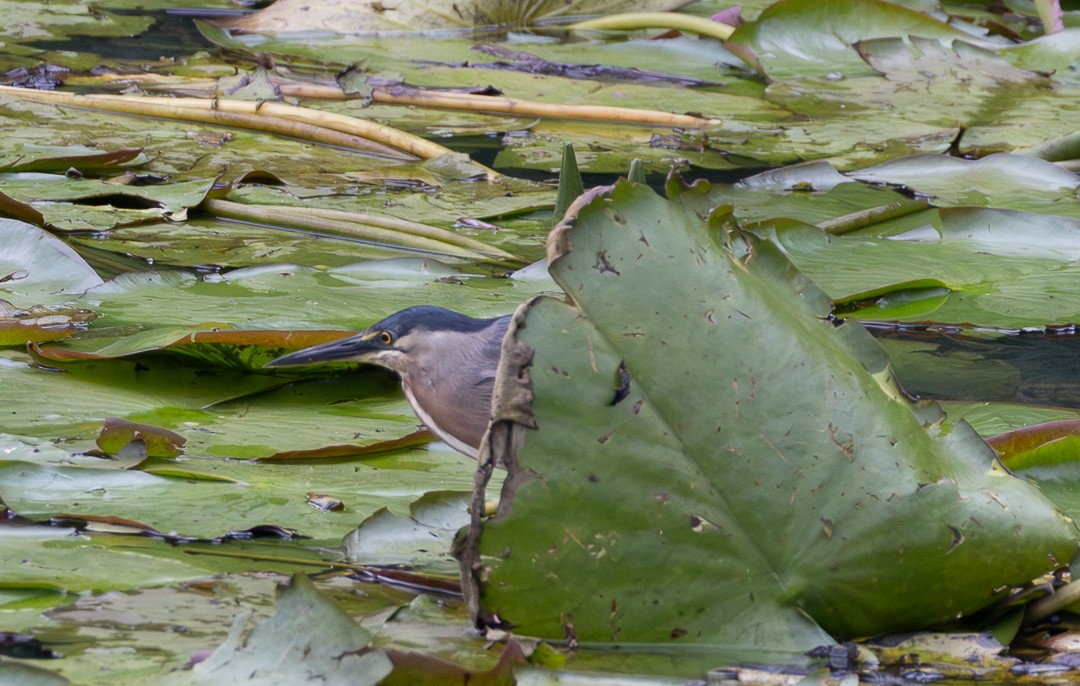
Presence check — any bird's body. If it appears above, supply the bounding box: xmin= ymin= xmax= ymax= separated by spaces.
xmin=266 ymin=306 xmax=510 ymax=458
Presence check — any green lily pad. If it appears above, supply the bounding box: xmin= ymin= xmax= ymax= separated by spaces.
xmin=463 ymin=180 xmax=1076 ymax=651
xmin=0 ymin=0 xmax=152 ymax=43
xmin=341 ymin=490 xmax=469 ymax=571
xmin=857 ymin=36 xmax=1044 ymax=86
xmin=844 ymin=153 xmax=1080 ymax=212
xmin=727 ymin=0 xmax=992 ymax=81
xmin=776 ymin=207 xmax=1080 ymax=328
xmin=0 ymin=174 xmax=217 ymax=230
xmin=1000 ymin=28 xmax=1080 ymax=81
xmin=0 ymin=144 xmax=144 ymax=173
xmin=0 ymin=219 xmax=103 ymax=307
xmin=173 ymin=573 xmax=392 ymax=686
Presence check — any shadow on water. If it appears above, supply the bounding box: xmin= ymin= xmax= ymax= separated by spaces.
xmin=869 ymin=324 xmax=1080 ymax=409
xmin=28 ymin=10 xmax=214 ymax=61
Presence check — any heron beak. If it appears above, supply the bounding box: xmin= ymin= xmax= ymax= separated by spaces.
xmin=264 ymin=332 xmax=382 ymax=367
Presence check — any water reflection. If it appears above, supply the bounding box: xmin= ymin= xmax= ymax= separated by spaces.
xmin=870 ymin=324 xmax=1080 ymax=408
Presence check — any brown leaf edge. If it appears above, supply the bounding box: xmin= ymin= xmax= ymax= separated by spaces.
xmin=458 ymin=185 xmax=611 ymax=631
xmin=457 ymin=302 xmax=537 ymax=631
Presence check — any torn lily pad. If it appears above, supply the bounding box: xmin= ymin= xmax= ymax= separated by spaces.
xmin=462 ymin=180 xmax=1077 ymax=651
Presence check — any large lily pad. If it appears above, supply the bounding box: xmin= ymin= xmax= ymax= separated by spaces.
xmin=463 ymin=180 xmax=1077 ymax=651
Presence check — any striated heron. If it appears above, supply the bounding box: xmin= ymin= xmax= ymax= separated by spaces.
xmin=266 ymin=306 xmax=510 ymax=458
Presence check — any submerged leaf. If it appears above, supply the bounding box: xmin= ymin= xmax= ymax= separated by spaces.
xmin=0 ymin=631 xmax=58 ymax=659
xmin=844 ymin=153 xmax=1079 ymax=209
xmin=464 ymin=181 xmax=1077 ymax=651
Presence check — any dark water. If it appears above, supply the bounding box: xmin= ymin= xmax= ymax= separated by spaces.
xmin=28 ymin=10 xmax=216 ymax=60
xmin=871 ymin=325 xmax=1080 ymax=409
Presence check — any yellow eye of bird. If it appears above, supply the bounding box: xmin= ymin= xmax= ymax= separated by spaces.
xmin=380 ymin=331 xmax=393 ymax=345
